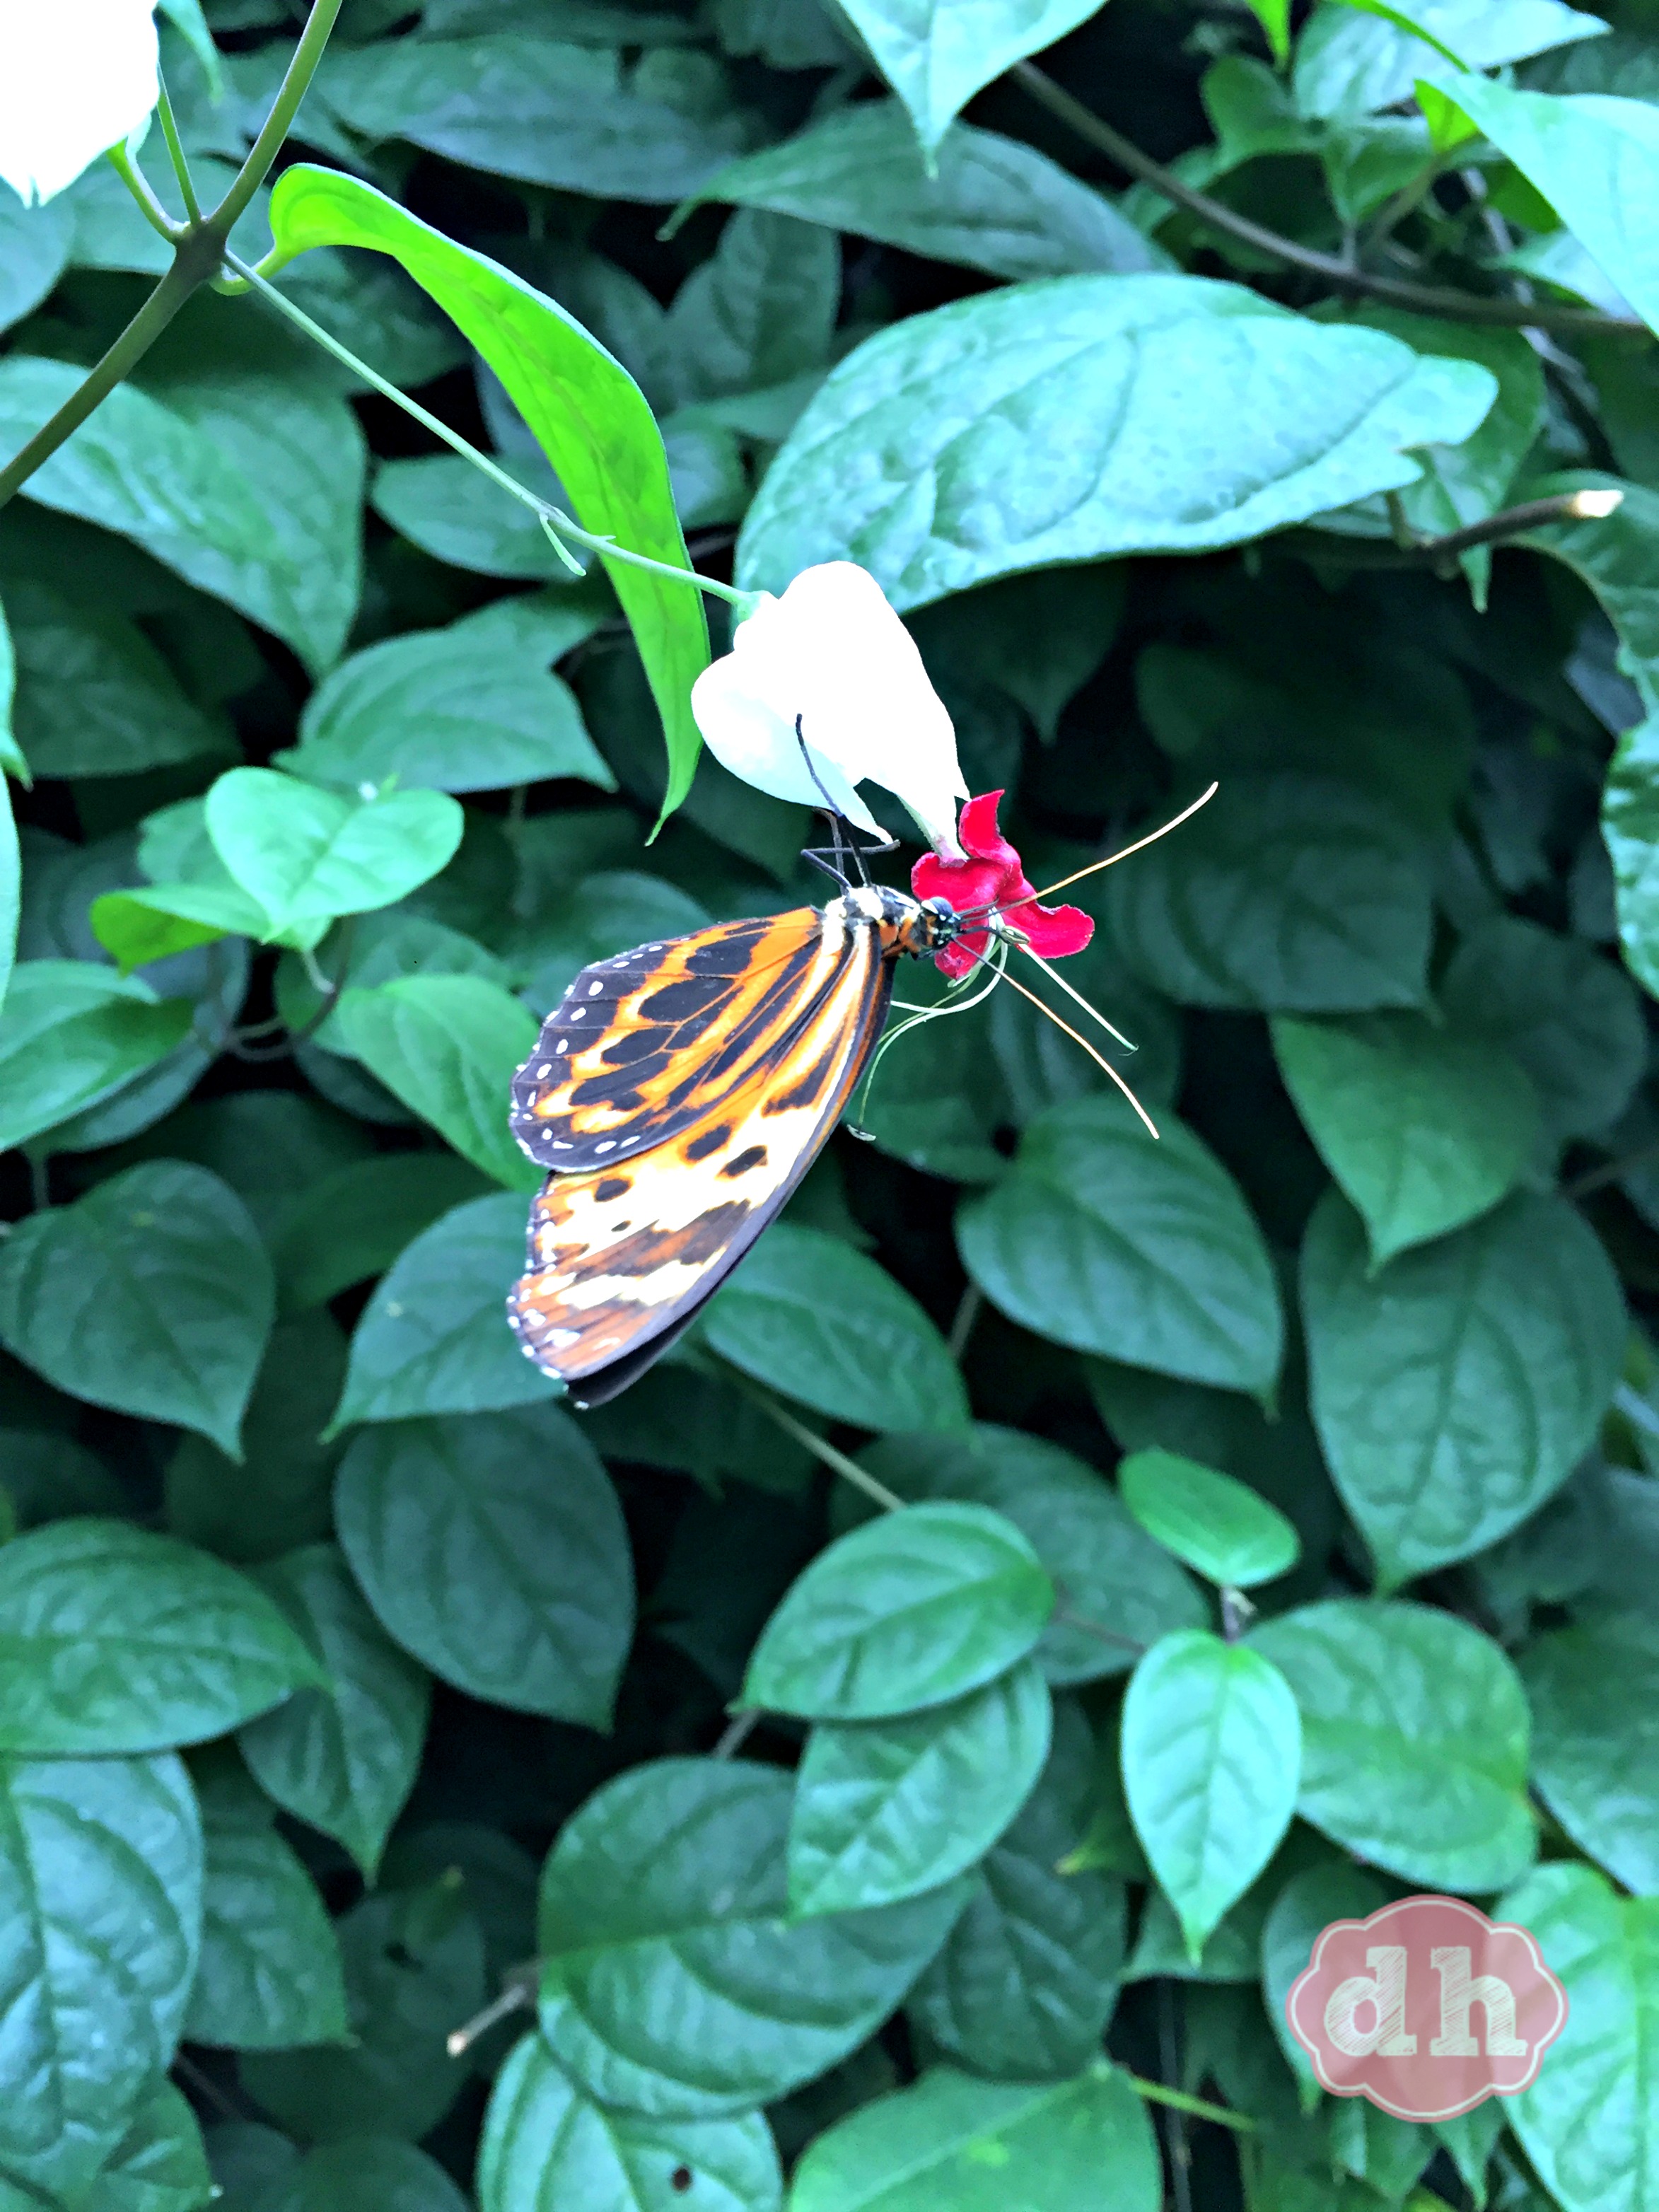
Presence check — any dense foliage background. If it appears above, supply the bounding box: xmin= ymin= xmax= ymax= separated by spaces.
xmin=3 ymin=0 xmax=1659 ymax=2206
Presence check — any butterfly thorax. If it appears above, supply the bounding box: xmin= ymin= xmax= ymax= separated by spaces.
xmin=829 ymin=883 xmax=962 ymax=960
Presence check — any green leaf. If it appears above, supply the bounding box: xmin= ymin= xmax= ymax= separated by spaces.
xmin=1117 ymin=1450 xmax=1300 ymax=1590
xmin=250 ymin=2138 xmax=470 ymax=2212
xmin=237 ymin=1544 xmax=430 ymax=1882
xmin=1523 ymin=474 xmax=1659 ymax=711
xmin=789 ymin=1660 xmax=1052 ymax=1916
xmin=0 ymin=356 xmax=363 ymax=675
xmin=371 ymin=453 xmax=577 ymax=579
xmin=333 ymin=1405 xmax=634 ymax=1727
xmin=1522 ymin=1619 xmax=1659 ymax=1896
xmin=536 ymin=1757 xmax=969 ymax=2115
xmin=956 ymin=1096 xmax=1283 ymax=1395
xmin=335 ymin=975 xmax=542 ymax=1191
xmin=1106 ymin=774 xmax=1434 ymax=1013
xmin=907 ymin=1697 xmax=1127 ymax=2077
xmin=281 ymin=607 xmax=615 ymax=797
xmin=1605 ymin=713 xmax=1659 ymax=998
xmin=319 ymin=35 xmax=752 ymax=199
xmin=703 ymin=1223 xmax=970 ymax=1433
xmin=0 ymin=1752 xmax=201 ymax=2205
xmin=511 ymin=867 xmax=710 ymax=1015
xmin=851 ymin=1425 xmax=1209 ymax=1683
xmin=1247 ymin=0 xmax=1292 ymax=62
xmin=788 ymin=2061 xmax=1161 ymax=2212
xmin=0 ymin=1161 xmax=274 ymax=1457
xmin=1271 ymin=1011 xmax=1538 ymax=1263
xmin=668 ymin=206 xmax=839 ymax=401
xmin=479 ymin=2032 xmax=783 ymax=2212
xmin=204 ymin=769 xmax=464 ymax=949
xmin=1260 ymin=1859 xmax=1392 ymax=2102
xmin=267 ymin=165 xmax=709 ymax=819
xmin=276 ymin=909 xmax=514 ymax=1054
xmin=90 ymin=896 xmax=233 ymax=976
xmin=272 ymin=1153 xmax=493 ymax=1313
xmin=0 ymin=187 xmax=71 ymax=337
xmin=86 ymin=2080 xmax=213 ymax=2212
xmin=1122 ymin=1629 xmax=1300 ymax=1961
xmin=164 ymin=1311 xmax=348 ymax=1566
xmin=1294 ymin=0 xmax=1603 ymax=120
xmin=3 ymin=578 xmax=233 ymax=779
xmin=687 ymin=101 xmax=1168 ymax=283
xmin=0 ymin=1520 xmax=320 ymax=1755
xmin=0 ymin=960 xmax=192 ymax=1151
xmin=185 ymin=1793 xmax=349 ymax=2051
xmin=735 ymin=276 xmax=1495 ymax=603
xmin=1300 ymin=1189 xmax=1626 ymax=1585
xmin=331 ymin=1192 xmax=558 ymax=1428
xmin=833 ymin=0 xmax=1110 ymax=153
xmin=1443 ymin=76 xmax=1659 ymax=337
xmin=1250 ymin=1597 xmax=1535 ymax=1891
xmin=240 ymin=1887 xmax=485 ymax=2145
xmin=1501 ymin=1861 xmax=1659 ymax=2212
xmin=742 ymin=1501 xmax=1054 ymax=1721
xmin=1440 ymin=915 xmax=1646 ymax=1146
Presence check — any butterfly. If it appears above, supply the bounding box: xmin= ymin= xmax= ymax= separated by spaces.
xmin=506 ymin=786 xmax=1216 ymax=1409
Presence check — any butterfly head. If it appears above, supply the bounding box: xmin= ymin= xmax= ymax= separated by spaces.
xmin=832 ymin=883 xmax=962 ymax=960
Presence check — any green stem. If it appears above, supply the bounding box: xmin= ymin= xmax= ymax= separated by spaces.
xmin=105 ymin=144 xmax=185 ymax=242
xmin=1129 ymin=2078 xmax=1258 ymax=2134
xmin=224 ymin=249 xmax=756 ymax=610
xmin=1012 ymin=62 xmax=1650 ymax=338
xmin=212 ymin=0 xmax=347 ymax=233
xmin=0 ymin=245 xmax=218 ymax=508
xmin=718 ymin=1368 xmax=907 ymax=1513
xmin=155 ymin=74 xmax=203 ymax=223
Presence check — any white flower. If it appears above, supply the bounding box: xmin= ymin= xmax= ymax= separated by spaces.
xmin=692 ymin=561 xmax=968 ymax=858
xmin=0 ymin=0 xmax=158 ymax=207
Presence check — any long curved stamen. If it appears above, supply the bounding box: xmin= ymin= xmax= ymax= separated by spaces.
xmin=1011 ymin=940 xmax=1138 ymax=1054
xmin=955 ymin=781 xmax=1220 ymax=923
xmin=849 ymin=945 xmax=1009 ymax=1134
xmin=970 ymin=947 xmax=1160 ymax=1140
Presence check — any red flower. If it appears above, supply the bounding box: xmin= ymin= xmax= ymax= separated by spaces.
xmin=911 ymin=791 xmax=1093 ymax=981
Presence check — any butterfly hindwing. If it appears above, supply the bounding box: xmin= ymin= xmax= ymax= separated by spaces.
xmin=510 ymin=909 xmax=837 ymax=1173
xmin=508 ymin=906 xmax=891 ymax=1401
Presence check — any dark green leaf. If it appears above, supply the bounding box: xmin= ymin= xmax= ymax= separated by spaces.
xmin=86 ymin=2081 xmax=213 ymax=2212
xmin=956 ymin=1096 xmax=1283 ymax=1395
xmin=336 ymin=974 xmax=542 ymax=1191
xmin=789 ymin=1660 xmax=1052 ymax=1915
xmin=737 ymin=277 xmax=1496 ymax=602
xmin=1296 ymin=0 xmax=1601 ymax=119
xmin=689 ymin=101 xmax=1174 ymax=282
xmin=0 ymin=1520 xmax=320 ymax=1755
xmin=250 ymin=2138 xmax=470 ymax=2212
xmin=788 ymin=2061 xmax=1161 ymax=2212
xmin=1301 ymin=1188 xmax=1626 ymax=1585
xmin=1272 ymin=1011 xmax=1537 ymax=1263
xmin=240 ymin=1887 xmax=485 ymax=2144
xmin=0 ymin=1752 xmax=200 ymax=2204
xmin=1117 ymin=1449 xmax=1300 ymax=1589
xmin=1106 ymin=775 xmax=1435 ymax=1013
xmin=742 ymin=1500 xmax=1054 ymax=1721
xmin=851 ymin=1425 xmax=1209 ymax=1683
xmin=186 ymin=1795 xmax=349 ymax=2051
xmin=0 ymin=189 xmax=71 ymax=336
xmin=536 ymin=1758 xmax=968 ymax=2115
xmin=479 ymin=2032 xmax=783 ymax=2212
xmin=703 ymin=1223 xmax=969 ymax=1433
xmin=1250 ymin=1597 xmax=1535 ymax=1891
xmin=268 ymin=165 xmax=709 ymax=817
xmin=906 ymin=1697 xmax=1127 ymax=2078
xmin=1259 ymin=1858 xmax=1391 ymax=2102
xmin=1122 ymin=1629 xmax=1300 ymax=1960
xmin=237 ymin=1544 xmax=430 ymax=1881
xmin=0 ymin=1161 xmax=274 ymax=1457
xmin=0 ymin=961 xmax=193 ymax=1152
xmin=1523 ymin=1618 xmax=1659 ymax=1896
xmin=1605 ymin=711 xmax=1659 ymax=998
xmin=371 ymin=453 xmax=576 ymax=579
xmin=331 ymin=1192 xmax=559 ymax=1428
xmin=271 ymin=1153 xmax=493 ymax=1313
xmin=333 ymin=1405 xmax=634 ymax=1727
xmin=668 ymin=207 xmax=839 ymax=401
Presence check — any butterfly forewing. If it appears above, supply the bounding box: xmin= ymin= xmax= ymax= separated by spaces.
xmin=510 ymin=909 xmax=837 ymax=1173
xmin=509 ymin=904 xmax=892 ymax=1401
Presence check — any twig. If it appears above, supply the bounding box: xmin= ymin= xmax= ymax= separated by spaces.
xmin=1052 ymin=1604 xmax=1145 ymax=1655
xmin=1412 ymin=486 xmax=1622 ymax=562
xmin=211 ymin=0 xmax=344 ymax=234
xmin=446 ymin=1967 xmax=537 ymax=2059
xmin=1567 ymin=1136 xmax=1659 ymax=1199
xmin=716 ymin=1365 xmax=907 ymax=1512
xmin=1131 ymin=2075 xmax=1258 ymax=2136
xmin=1012 ymin=63 xmax=1650 ymax=338
xmin=1159 ymin=1984 xmax=1194 ymax=2212
xmin=105 ymin=143 xmax=185 ymax=241
xmin=155 ymin=73 xmax=204 ymax=223
xmin=946 ymin=1283 xmax=982 ymax=1362
xmin=712 ymin=1709 xmax=764 ymax=1759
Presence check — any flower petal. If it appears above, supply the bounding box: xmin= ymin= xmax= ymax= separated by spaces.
xmin=956 ymin=789 xmax=1020 ymax=870
xmin=0 ymin=0 xmax=159 ymax=206
xmin=690 ymin=644 xmax=887 ymax=842
xmin=1020 ymin=902 xmax=1095 ymax=958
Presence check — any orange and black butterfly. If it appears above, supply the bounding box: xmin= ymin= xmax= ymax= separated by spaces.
xmin=506 ymin=883 xmax=960 ymax=1408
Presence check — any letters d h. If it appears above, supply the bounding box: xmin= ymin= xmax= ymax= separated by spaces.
xmin=1286 ymin=1896 xmax=1568 ymax=2121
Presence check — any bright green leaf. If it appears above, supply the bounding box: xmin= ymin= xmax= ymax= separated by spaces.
xmin=832 ymin=0 xmax=1111 ymax=154
xmin=0 ymin=960 xmax=192 ymax=1152
xmin=1293 ymin=0 xmax=1604 ymax=120
xmin=335 ymin=974 xmax=542 ymax=1191
xmin=1523 ymin=1619 xmax=1659 ymax=1896
xmin=1117 ymin=1450 xmax=1300 ymax=1590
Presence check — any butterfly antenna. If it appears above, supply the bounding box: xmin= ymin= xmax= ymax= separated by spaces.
xmin=1011 ymin=941 xmax=1138 ymax=1054
xmin=965 ymin=782 xmax=1221 ymax=923
xmin=970 ymin=946 xmax=1160 ymax=1140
